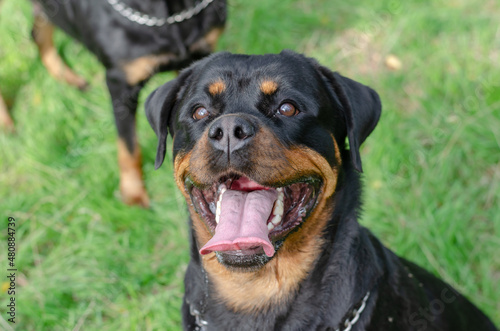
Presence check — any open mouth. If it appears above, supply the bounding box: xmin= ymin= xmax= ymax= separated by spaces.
xmin=187 ymin=174 xmax=321 ymax=265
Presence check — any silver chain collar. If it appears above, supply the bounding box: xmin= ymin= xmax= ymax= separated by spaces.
xmin=189 ymin=290 xmax=371 ymax=330
xmin=335 ymin=291 xmax=371 ymax=331
xmin=106 ymin=0 xmax=214 ymax=27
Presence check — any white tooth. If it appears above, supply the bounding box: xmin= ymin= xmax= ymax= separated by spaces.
xmin=215 ymin=188 xmax=226 ymax=224
xmin=215 ymin=200 xmax=222 ymax=224
xmin=274 ymin=199 xmax=284 ymax=216
xmin=277 ymin=187 xmax=283 ymax=192
xmin=267 ymin=222 xmax=275 ymax=231
xmin=272 ymin=191 xmax=284 ymax=216
xmin=272 ymin=214 xmax=282 ymax=225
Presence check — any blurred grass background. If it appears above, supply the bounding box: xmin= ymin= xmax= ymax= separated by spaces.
xmin=0 ymin=0 xmax=499 ymax=329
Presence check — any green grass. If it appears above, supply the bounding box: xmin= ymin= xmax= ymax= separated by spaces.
xmin=0 ymin=0 xmax=499 ymax=329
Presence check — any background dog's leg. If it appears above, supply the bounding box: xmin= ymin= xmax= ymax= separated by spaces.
xmin=0 ymin=90 xmax=14 ymax=132
xmin=31 ymin=7 xmax=88 ymax=90
xmin=106 ymin=68 xmax=150 ymax=208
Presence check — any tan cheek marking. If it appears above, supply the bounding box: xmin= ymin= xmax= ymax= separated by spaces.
xmin=208 ymin=79 xmax=226 ymax=95
xmin=174 ymin=151 xmax=193 ymax=199
xmin=260 ymin=80 xmax=278 ymax=95
xmin=174 ymin=150 xmax=218 ymax=252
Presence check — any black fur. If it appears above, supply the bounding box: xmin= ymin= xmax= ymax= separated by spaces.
xmin=146 ymin=51 xmax=497 ymax=330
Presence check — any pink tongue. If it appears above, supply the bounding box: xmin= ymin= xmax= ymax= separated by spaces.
xmin=199 ymin=189 xmax=278 ymax=257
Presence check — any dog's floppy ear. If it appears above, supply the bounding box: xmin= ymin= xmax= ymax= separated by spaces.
xmin=318 ymin=67 xmax=381 ymax=172
xmin=145 ymin=69 xmax=192 ymax=169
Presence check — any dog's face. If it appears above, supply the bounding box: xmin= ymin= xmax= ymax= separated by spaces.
xmin=146 ymin=51 xmax=381 ymax=275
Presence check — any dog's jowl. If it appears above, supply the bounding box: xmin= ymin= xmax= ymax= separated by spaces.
xmin=146 ymin=51 xmax=497 ymax=330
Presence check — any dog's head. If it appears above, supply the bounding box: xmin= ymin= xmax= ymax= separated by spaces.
xmin=146 ymin=51 xmax=380 ymax=303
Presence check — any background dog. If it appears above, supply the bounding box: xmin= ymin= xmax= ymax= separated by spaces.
xmin=7 ymin=0 xmax=225 ymax=207
xmin=146 ymin=51 xmax=497 ymax=330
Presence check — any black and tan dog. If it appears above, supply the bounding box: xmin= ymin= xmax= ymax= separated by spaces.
xmin=146 ymin=51 xmax=497 ymax=330
xmin=5 ymin=0 xmax=226 ymax=206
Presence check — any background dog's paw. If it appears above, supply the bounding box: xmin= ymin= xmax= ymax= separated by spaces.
xmin=120 ymin=181 xmax=150 ymax=208
xmin=0 ymin=94 xmax=15 ymax=133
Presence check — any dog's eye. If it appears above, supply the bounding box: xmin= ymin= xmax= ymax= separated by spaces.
xmin=193 ymin=106 xmax=209 ymax=120
xmin=278 ymin=103 xmax=298 ymax=117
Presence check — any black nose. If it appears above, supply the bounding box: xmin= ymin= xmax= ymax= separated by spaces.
xmin=208 ymin=115 xmax=256 ymax=154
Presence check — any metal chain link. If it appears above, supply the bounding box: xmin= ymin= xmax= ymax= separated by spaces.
xmin=335 ymin=291 xmax=371 ymax=331
xmin=106 ymin=0 xmax=214 ymax=27
xmin=189 ymin=305 xmax=209 ymax=331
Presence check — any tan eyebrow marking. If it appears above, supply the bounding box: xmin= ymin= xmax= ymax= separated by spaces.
xmin=260 ymin=80 xmax=279 ymax=95
xmin=208 ymin=79 xmax=226 ymax=95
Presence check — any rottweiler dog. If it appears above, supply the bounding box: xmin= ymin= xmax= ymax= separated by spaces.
xmin=145 ymin=51 xmax=497 ymax=330
xmin=18 ymin=0 xmax=226 ymax=207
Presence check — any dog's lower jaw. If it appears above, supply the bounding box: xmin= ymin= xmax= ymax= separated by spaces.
xmin=194 ymin=199 xmax=334 ymax=313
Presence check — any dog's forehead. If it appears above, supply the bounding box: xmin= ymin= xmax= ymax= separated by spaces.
xmin=193 ymin=53 xmax=321 ymax=92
